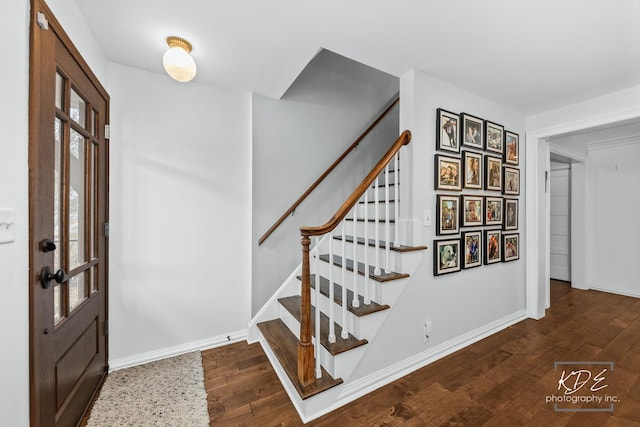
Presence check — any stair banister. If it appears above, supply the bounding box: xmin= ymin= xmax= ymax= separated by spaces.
xmin=297 ymin=129 xmax=412 ymax=386
xmin=258 ymin=97 xmax=400 ymax=246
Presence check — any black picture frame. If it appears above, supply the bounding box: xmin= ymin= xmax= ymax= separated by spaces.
xmin=504 ymin=131 xmax=519 ymax=165
xmin=485 ymin=196 xmax=503 ymax=226
xmin=503 ymin=166 xmax=520 ymax=195
xmin=484 ymin=229 xmax=502 ymax=265
xmin=503 ymin=233 xmax=520 ymax=262
xmin=460 ymin=113 xmax=484 ymax=150
xmin=436 ymin=108 xmax=460 ymax=154
xmin=462 ymin=151 xmax=483 ymax=190
xmin=436 ymin=195 xmax=460 ymax=235
xmin=485 ymin=121 xmax=504 ymax=154
xmin=435 ymin=154 xmax=462 ymax=191
xmin=460 ymin=194 xmax=483 ymax=227
xmin=503 ymin=198 xmax=518 ymax=231
xmin=461 ymin=231 xmax=482 ymax=269
xmin=484 ymin=155 xmax=503 ymax=192
xmin=434 ymin=238 xmax=461 ymax=276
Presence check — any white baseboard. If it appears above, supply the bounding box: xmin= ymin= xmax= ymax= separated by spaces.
xmin=300 ymin=309 xmax=528 ymax=421
xmin=589 ymin=285 xmax=640 ymax=299
xmin=108 ymin=329 xmax=248 ymax=372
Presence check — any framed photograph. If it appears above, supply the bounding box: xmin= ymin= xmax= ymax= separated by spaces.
xmin=484 ymin=155 xmax=503 ymax=191
xmin=436 ymin=108 xmax=460 ymax=153
xmin=503 ymin=233 xmax=520 ymax=262
xmin=436 ymin=195 xmax=460 ymax=235
xmin=461 ymin=195 xmax=483 ymax=227
xmin=504 ymin=131 xmax=519 ymax=165
xmin=485 ymin=121 xmax=504 ymax=154
xmin=503 ymin=198 xmax=518 ymax=231
xmin=484 ymin=229 xmax=502 ymax=265
xmin=435 ymin=154 xmax=462 ymax=191
xmin=461 ymin=231 xmax=482 ymax=269
xmin=434 ymin=238 xmax=461 ymax=276
xmin=503 ymin=167 xmax=520 ymax=195
xmin=462 ymin=151 xmax=483 ymax=190
xmin=460 ymin=113 xmax=483 ymax=150
xmin=485 ymin=196 xmax=503 ymax=226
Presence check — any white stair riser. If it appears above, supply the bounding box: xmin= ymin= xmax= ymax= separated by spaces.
xmin=339 ymin=221 xmax=397 ymax=241
xmin=322 ymin=241 xmax=402 ymax=271
xmin=354 ymin=202 xmax=397 ymax=220
xmin=365 ymin=185 xmax=397 ymax=201
xmin=312 ymin=262 xmax=407 ymax=306
xmin=311 ymin=292 xmax=387 ymax=341
xmin=278 ymin=303 xmax=367 ymax=380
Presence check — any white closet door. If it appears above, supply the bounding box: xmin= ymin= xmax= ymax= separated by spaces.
xmin=550 ymin=166 xmax=571 ymax=281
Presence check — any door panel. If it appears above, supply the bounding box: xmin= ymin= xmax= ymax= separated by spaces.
xmin=550 ymin=166 xmax=571 ymax=281
xmin=29 ymin=1 xmax=109 ymax=426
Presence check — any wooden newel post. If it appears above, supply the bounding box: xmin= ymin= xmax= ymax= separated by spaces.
xmin=298 ymin=234 xmax=315 ymax=386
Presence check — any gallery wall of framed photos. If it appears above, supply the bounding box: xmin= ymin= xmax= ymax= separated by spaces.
xmin=434 ymin=108 xmax=520 ymax=276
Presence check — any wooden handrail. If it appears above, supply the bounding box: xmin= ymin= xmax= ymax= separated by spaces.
xmin=258 ymin=97 xmax=400 ymax=246
xmin=301 ymin=130 xmax=411 ymax=237
xmin=297 ymin=129 xmax=411 ymax=387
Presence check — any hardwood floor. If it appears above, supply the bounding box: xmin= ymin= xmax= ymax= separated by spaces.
xmin=204 ymin=281 xmax=640 ymax=426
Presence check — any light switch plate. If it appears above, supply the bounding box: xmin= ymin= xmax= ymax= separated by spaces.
xmin=0 ymin=208 xmax=16 ymax=244
xmin=423 ymin=209 xmax=432 ymax=227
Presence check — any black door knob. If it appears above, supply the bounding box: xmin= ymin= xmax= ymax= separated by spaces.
xmin=40 ymin=267 xmax=66 ymax=289
xmin=40 ymin=239 xmax=56 ymax=253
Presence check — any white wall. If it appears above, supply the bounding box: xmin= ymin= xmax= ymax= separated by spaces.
xmin=252 ymin=50 xmax=399 ymax=315
xmin=587 ymin=141 xmax=640 ymax=297
xmin=107 ymin=62 xmax=252 ymax=361
xmin=0 ymin=2 xmax=30 ymax=425
xmin=351 ymin=70 xmax=527 ymax=376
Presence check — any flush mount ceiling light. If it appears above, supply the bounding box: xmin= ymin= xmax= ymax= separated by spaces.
xmin=163 ymin=36 xmax=197 ymax=83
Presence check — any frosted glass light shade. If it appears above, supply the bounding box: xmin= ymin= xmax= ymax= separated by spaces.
xmin=162 ymin=39 xmax=197 ymax=83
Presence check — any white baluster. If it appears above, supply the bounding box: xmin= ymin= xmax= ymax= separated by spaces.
xmin=314 ymin=236 xmax=321 ymax=379
xmin=363 ymin=190 xmax=371 ymax=305
xmin=341 ymin=222 xmax=348 ymax=339
xmin=328 ymin=234 xmax=336 ymax=343
xmin=374 ymin=173 xmax=381 ymax=276
xmin=385 ymin=164 xmax=391 ymax=274
xmin=394 ymin=152 xmax=400 ymax=247
xmin=352 ymin=205 xmax=359 ymax=308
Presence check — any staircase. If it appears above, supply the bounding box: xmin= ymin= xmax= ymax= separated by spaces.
xmin=248 ymin=130 xmax=427 ymax=422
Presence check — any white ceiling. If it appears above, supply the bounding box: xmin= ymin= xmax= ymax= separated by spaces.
xmin=74 ymin=0 xmax=640 ymax=114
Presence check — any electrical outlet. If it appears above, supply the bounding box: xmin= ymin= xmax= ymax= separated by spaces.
xmin=424 ymin=320 xmax=432 ymax=343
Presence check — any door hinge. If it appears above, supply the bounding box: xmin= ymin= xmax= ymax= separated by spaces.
xmin=104 ymin=124 xmax=110 ymax=139
xmin=37 ymin=12 xmax=49 ymax=30
xmin=104 ymin=222 xmax=110 ymax=237
xmin=104 ymin=320 xmax=109 ymax=336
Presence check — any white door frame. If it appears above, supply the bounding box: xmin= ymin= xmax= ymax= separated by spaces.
xmin=525 ymin=108 xmax=640 ymax=319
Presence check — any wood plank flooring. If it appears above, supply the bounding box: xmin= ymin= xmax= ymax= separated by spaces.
xmin=204 ymin=281 xmax=640 ymax=426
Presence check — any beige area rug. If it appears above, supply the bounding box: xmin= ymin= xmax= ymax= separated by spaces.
xmin=87 ymin=352 xmax=210 ymax=426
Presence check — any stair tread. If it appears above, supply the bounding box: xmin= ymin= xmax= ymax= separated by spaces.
xmin=296 ymin=274 xmax=390 ymax=317
xmin=345 ymin=218 xmax=396 ymax=223
xmin=257 ymin=319 xmax=343 ymax=400
xmin=278 ymin=295 xmax=368 ymax=355
xmin=318 ymin=254 xmax=409 ymax=282
xmin=358 ymin=199 xmax=397 ymax=204
xmin=333 ymin=235 xmax=428 ymax=253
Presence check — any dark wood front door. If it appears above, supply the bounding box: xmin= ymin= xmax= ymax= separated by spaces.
xmin=29 ymin=1 xmax=110 ymax=425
